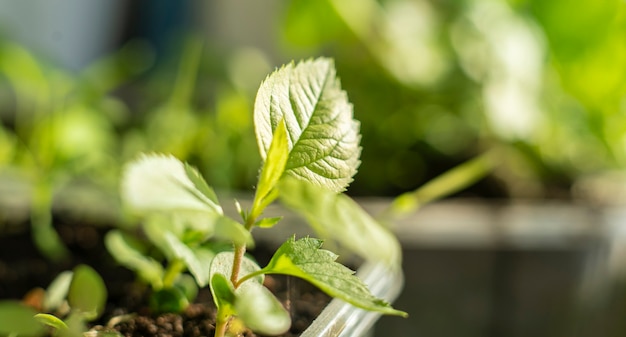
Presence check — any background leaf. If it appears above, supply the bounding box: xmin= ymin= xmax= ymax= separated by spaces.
xmin=278 ymin=177 xmax=402 ymax=267
xmin=121 ymin=153 xmax=223 ymax=215
xmin=43 ymin=270 xmax=73 ymax=312
xmin=164 ymin=232 xmax=214 ymax=287
xmin=254 ymin=57 xmax=361 ymax=192
xmin=105 ymin=230 xmax=164 ymax=289
xmin=0 ymin=301 xmax=45 ymax=336
xmin=67 ymin=265 xmax=107 ymax=321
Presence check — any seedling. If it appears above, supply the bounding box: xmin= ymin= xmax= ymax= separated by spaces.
xmin=108 ymin=58 xmax=407 ymax=336
xmin=35 ymin=264 xmax=108 ymax=337
xmin=0 ymin=264 xmax=108 ymax=337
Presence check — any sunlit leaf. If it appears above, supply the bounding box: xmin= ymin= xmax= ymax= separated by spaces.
xmin=184 ymin=162 xmax=220 ymax=206
xmin=254 ymin=216 xmax=283 ymax=228
xmin=261 ymin=237 xmax=407 ymax=317
xmin=236 ymin=279 xmax=290 ymax=335
xmin=121 ymin=153 xmax=222 ymax=215
xmin=252 ymin=119 xmax=289 ymax=216
xmin=254 ymin=57 xmax=361 ymax=192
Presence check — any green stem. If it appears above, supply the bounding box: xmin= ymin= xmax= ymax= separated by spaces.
xmin=230 ymin=243 xmax=246 ymax=286
xmin=230 ymin=215 xmax=256 ymax=287
xmin=235 ymin=269 xmax=266 ymax=289
xmin=380 ymin=149 xmax=498 ymax=222
xmin=214 ymin=313 xmax=229 ymax=337
xmin=163 ymin=259 xmax=186 ymax=288
xmin=31 ymin=179 xmax=69 ymax=261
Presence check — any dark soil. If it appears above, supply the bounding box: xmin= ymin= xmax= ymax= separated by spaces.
xmin=0 ymin=218 xmax=331 ymax=337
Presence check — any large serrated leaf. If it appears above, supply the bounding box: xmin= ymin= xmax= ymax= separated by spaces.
xmin=278 ymin=177 xmax=402 ymax=267
xmin=261 ymin=237 xmax=407 ymax=317
xmin=254 ymin=58 xmax=361 ymax=192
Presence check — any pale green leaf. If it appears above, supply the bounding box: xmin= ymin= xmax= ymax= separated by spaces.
xmin=121 ymin=153 xmax=222 ymax=215
xmin=67 ymin=265 xmax=107 ymax=321
xmin=43 ymin=271 xmax=73 ymax=312
xmin=210 ymin=273 xmax=236 ymax=312
xmin=252 ymin=119 xmax=289 ymax=218
xmin=213 ymin=216 xmax=254 ymax=247
xmin=254 ymin=216 xmax=283 ymax=228
xmin=0 ymin=301 xmax=45 ymax=336
xmin=236 ymin=280 xmax=290 ymax=335
xmin=184 ymin=163 xmax=220 ymax=205
xmin=254 ymin=58 xmax=361 ymax=192
xmin=262 ymin=237 xmax=407 ymax=317
xmin=234 ymin=199 xmax=246 ymax=221
xmin=163 ymin=232 xmax=214 ymax=287
xmin=278 ymin=177 xmax=402 ymax=267
xmin=104 ymin=230 xmax=164 ymax=289
xmin=141 ymin=212 xmax=219 ymax=259
xmin=34 ymin=313 xmax=68 ymax=331
xmin=63 ymin=312 xmax=88 ymax=337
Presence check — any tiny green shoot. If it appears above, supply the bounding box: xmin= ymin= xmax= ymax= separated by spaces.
xmin=112 ymin=58 xmax=408 ymax=337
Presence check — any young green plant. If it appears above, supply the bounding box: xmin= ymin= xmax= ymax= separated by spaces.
xmin=0 ymin=264 xmax=108 ymax=337
xmin=116 ymin=58 xmax=407 ymax=337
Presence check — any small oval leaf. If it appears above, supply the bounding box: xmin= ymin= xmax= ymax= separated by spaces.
xmin=67 ymin=265 xmax=107 ymax=321
xmin=236 ymin=282 xmax=290 ymax=335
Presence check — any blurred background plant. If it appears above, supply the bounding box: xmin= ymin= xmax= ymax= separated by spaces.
xmin=1 ymin=0 xmax=625 ymax=255
xmin=279 ymin=0 xmax=626 ymax=200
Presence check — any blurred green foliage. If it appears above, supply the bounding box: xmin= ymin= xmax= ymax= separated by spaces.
xmin=1 ymin=0 xmax=626 ymax=234
xmin=278 ymin=0 xmax=626 ymax=199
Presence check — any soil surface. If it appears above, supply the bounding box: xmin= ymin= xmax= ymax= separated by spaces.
xmin=0 ymin=218 xmax=330 ymax=337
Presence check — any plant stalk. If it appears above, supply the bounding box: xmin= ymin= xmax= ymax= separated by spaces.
xmin=230 ymin=215 xmax=257 ymax=286
xmin=214 ymin=315 xmax=228 ymax=337
xmin=379 ymin=149 xmax=497 ymax=222
xmin=163 ymin=259 xmax=186 ymax=288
